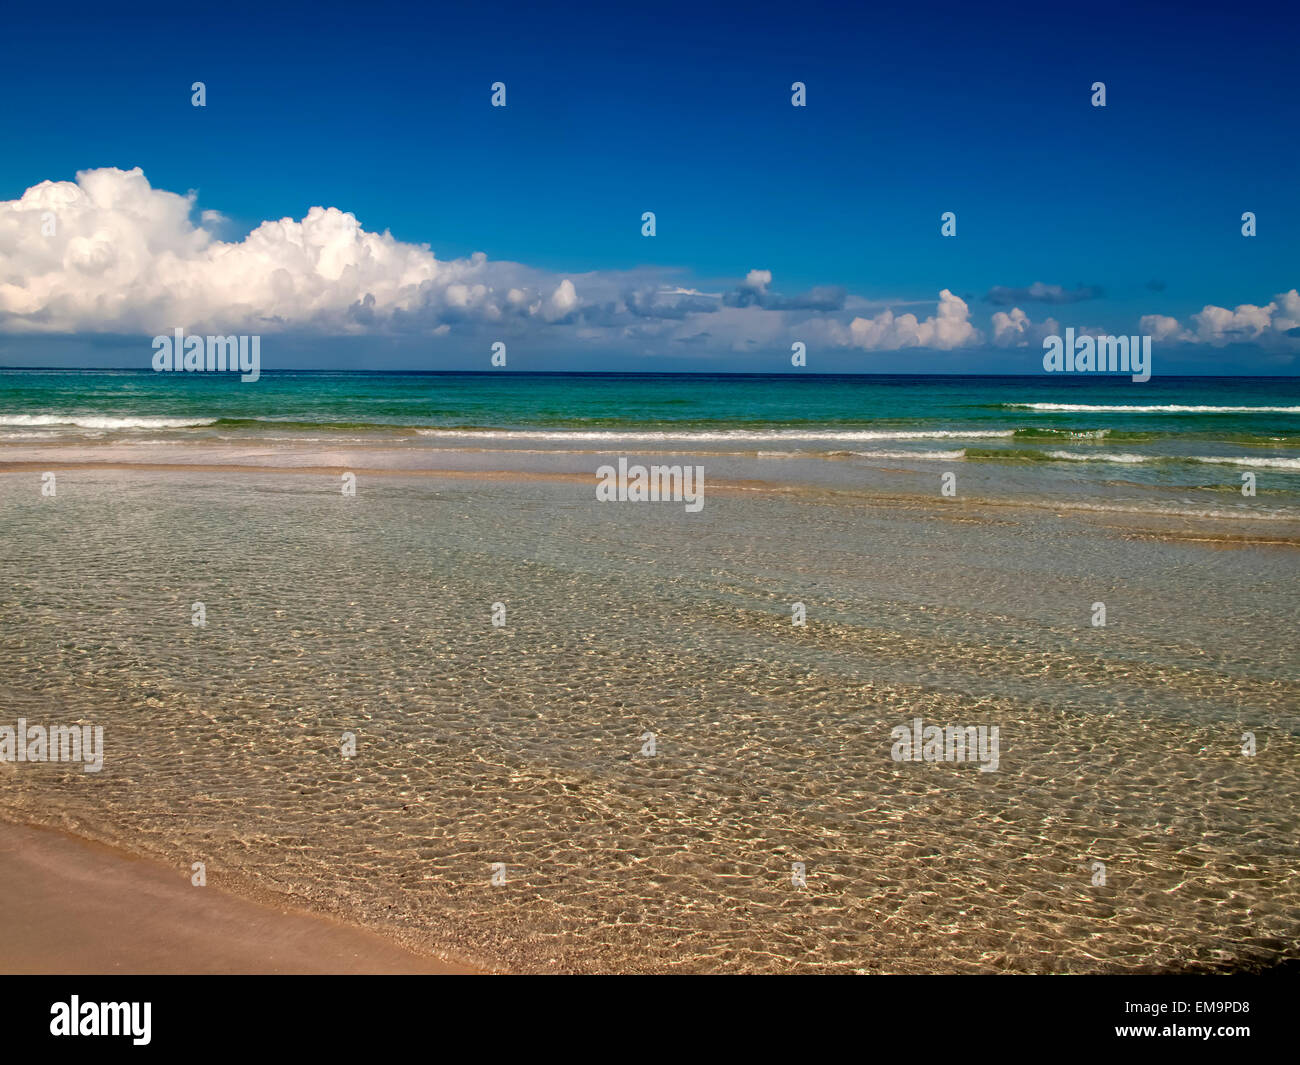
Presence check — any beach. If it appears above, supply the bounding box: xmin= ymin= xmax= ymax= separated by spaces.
xmin=1 ymin=372 xmax=1298 ymax=973
xmin=0 ymin=821 xmax=472 ymax=974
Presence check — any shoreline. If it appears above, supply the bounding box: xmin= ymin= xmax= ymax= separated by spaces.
xmin=0 ymin=818 xmax=486 ymax=974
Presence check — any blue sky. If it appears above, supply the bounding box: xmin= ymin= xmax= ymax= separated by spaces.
xmin=0 ymin=0 xmax=1296 ymax=372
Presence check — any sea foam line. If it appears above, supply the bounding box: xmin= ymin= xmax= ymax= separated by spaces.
xmin=1006 ymin=403 xmax=1300 ymax=414
xmin=0 ymin=414 xmax=218 ymax=429
xmin=412 ymin=428 xmax=1014 ymax=442
xmin=1044 ymin=450 xmax=1300 ymax=469
xmin=843 ymin=448 xmax=967 ymax=461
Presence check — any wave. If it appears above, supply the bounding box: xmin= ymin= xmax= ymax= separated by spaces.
xmin=1004 ymin=403 xmax=1300 ymax=414
xmin=1012 ymin=427 xmax=1110 ymax=440
xmin=0 ymin=414 xmax=217 ymax=429
xmin=1043 ymin=451 xmax=1300 ymax=470
xmin=836 ymin=448 xmax=966 ymax=461
xmin=412 ymin=428 xmax=1016 ymax=443
xmin=1043 ymin=450 xmax=1153 ymax=464
xmin=968 ymin=447 xmax=1300 ymax=470
xmin=211 ymin=418 xmax=421 ymax=433
xmin=1186 ymin=454 xmax=1300 ymax=470
xmin=0 ymin=417 xmax=1023 ymax=441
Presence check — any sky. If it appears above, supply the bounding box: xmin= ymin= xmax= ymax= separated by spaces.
xmin=0 ymin=0 xmax=1296 ymax=373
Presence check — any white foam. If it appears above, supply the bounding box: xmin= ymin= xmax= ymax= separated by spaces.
xmin=413 ymin=428 xmax=1013 ymax=442
xmin=847 ymin=448 xmax=966 ymax=461
xmin=1042 ymin=450 xmax=1300 ymax=470
xmin=0 ymin=414 xmax=217 ymax=429
xmin=1009 ymin=403 xmax=1300 ymax=414
xmin=1189 ymin=454 xmax=1300 ymax=470
xmin=1044 ymin=450 xmax=1156 ymax=464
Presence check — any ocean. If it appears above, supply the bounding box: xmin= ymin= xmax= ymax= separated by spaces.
xmin=3 ymin=370 xmax=1299 ymax=518
xmin=1 ymin=369 xmax=1297 ymax=972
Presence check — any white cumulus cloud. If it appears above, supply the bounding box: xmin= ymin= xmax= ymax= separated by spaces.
xmin=6 ymin=167 xmax=1287 ymax=363
xmin=0 ymin=167 xmax=581 ymax=335
xmin=838 ymin=289 xmax=979 ymax=351
xmin=990 ymin=306 xmax=1062 ymax=347
xmin=1140 ymin=292 xmax=1300 ymax=347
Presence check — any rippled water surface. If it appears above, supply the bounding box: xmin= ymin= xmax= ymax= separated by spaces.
xmin=1 ymin=469 xmax=1297 ymax=972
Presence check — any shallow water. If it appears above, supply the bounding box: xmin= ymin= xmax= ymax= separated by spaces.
xmin=3 ymin=371 xmax=1300 ymax=517
xmin=0 ymin=466 xmax=1296 ymax=972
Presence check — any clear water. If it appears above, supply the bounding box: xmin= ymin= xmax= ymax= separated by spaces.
xmin=0 ymin=371 xmax=1297 ymax=972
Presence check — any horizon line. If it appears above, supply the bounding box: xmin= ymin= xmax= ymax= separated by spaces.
xmin=3 ymin=367 xmax=1299 ymax=380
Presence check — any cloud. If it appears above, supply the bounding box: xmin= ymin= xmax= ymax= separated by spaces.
xmin=721 ymin=268 xmax=845 ymax=311
xmin=0 ymin=168 xmax=471 ymax=333
xmin=4 ymin=168 xmax=1288 ymax=365
xmin=1139 ymin=291 xmax=1300 ymax=347
xmin=990 ymin=307 xmax=1061 ymax=347
xmin=0 ymin=168 xmax=861 ymax=344
xmin=544 ymin=278 xmax=578 ymax=322
xmin=830 ymin=289 xmax=980 ymax=351
xmin=1138 ymin=314 xmax=1189 ymax=342
xmin=985 ymin=282 xmax=1104 ymax=306
xmin=996 ymin=292 xmax=1300 ymax=361
xmin=3 ymin=167 xmax=698 ymax=337
xmin=622 ymin=286 xmax=719 ymax=320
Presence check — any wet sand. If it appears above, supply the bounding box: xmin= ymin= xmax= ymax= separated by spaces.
xmin=0 ymin=821 xmax=479 ymax=974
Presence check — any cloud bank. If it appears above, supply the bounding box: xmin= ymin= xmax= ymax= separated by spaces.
xmin=0 ymin=167 xmax=973 ymax=354
xmin=1140 ymin=292 xmax=1300 ymax=346
xmin=831 ymin=290 xmax=980 ymax=351
xmin=0 ymin=168 xmax=1293 ymax=364
xmin=0 ymin=167 xmax=586 ymax=335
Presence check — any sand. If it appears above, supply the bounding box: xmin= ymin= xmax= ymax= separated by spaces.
xmin=0 ymin=821 xmax=480 ymax=974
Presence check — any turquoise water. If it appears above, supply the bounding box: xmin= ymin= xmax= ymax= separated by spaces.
xmin=1 ymin=370 xmax=1299 ymax=437
xmin=3 ymin=370 xmax=1300 ymax=508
